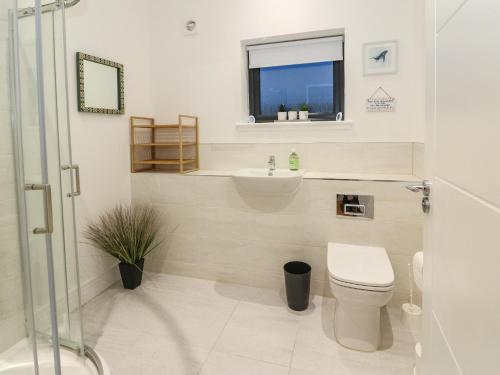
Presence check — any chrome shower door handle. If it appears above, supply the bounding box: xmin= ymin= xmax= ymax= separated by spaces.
xmin=25 ymin=183 xmax=53 ymax=234
xmin=62 ymin=164 xmax=81 ymax=197
xmin=71 ymin=164 xmax=81 ymax=197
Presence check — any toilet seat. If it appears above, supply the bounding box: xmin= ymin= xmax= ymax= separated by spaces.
xmin=329 ymin=275 xmax=394 ymax=292
xmin=327 ymin=243 xmax=394 ymax=290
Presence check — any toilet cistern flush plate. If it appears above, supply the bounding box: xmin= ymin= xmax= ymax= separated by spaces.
xmin=337 ymin=194 xmax=374 ymax=219
xmin=231 ymin=168 xmax=304 ymax=195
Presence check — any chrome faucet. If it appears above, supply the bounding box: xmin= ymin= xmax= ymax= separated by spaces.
xmin=268 ymin=155 xmax=276 ymax=176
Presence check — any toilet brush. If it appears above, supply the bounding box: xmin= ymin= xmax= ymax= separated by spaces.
xmin=400 ymin=263 xmax=422 ymax=331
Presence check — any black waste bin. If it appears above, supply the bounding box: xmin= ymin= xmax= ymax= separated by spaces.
xmin=283 ymin=261 xmax=311 ymax=311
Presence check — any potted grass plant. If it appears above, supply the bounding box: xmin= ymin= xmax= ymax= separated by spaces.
xmin=84 ymin=204 xmax=162 ymax=290
xmin=277 ymin=104 xmax=287 ymax=121
xmin=288 ymin=107 xmax=298 ymax=121
xmin=299 ymin=104 xmax=309 ymax=120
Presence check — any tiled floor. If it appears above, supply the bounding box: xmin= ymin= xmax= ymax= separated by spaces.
xmin=83 ymin=273 xmax=416 ymax=375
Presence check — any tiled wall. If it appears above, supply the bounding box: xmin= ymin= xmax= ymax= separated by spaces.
xmin=413 ymin=142 xmax=425 ymax=178
xmin=0 ymin=9 xmax=26 ymax=352
xmin=132 ymin=173 xmax=423 ymax=307
xmin=200 ymin=142 xmax=416 ymax=174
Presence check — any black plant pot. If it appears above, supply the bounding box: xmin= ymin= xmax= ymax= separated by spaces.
xmin=118 ymin=258 xmax=145 ymax=290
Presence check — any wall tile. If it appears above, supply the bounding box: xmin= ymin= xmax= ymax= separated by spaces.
xmin=0 ymin=110 xmax=13 ymax=156
xmin=412 ymin=142 xmax=425 ymax=178
xmin=250 ymin=212 xmax=305 ymax=246
xmin=0 ymin=37 xmax=24 ymax=349
xmin=132 ymin=175 xmax=423 ymax=307
xmin=0 ymin=314 xmax=25 ymax=353
xmin=198 ymin=142 xmax=414 ymax=174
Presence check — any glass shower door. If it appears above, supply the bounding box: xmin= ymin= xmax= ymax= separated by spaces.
xmin=0 ymin=0 xmax=38 ymax=374
xmin=8 ymin=0 xmax=84 ymax=373
xmin=39 ymin=1 xmax=84 ymax=354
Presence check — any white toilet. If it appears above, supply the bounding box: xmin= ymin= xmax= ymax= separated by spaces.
xmin=327 ymin=242 xmax=395 ymax=352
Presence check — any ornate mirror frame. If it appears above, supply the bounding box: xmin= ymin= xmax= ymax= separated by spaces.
xmin=77 ymin=52 xmax=125 ymax=114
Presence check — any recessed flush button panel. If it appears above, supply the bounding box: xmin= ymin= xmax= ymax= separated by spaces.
xmin=337 ymin=194 xmax=374 ymax=219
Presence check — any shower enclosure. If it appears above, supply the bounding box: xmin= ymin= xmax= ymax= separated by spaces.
xmin=0 ymin=1 xmax=105 ymax=374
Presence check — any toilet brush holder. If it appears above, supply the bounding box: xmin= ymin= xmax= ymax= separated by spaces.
xmin=401 ymin=262 xmax=422 ymax=332
xmin=414 ymin=342 xmax=422 ymax=375
xmin=400 ymin=303 xmax=422 ymax=332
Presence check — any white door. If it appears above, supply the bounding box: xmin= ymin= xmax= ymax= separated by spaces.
xmin=422 ymin=1 xmax=500 ymax=374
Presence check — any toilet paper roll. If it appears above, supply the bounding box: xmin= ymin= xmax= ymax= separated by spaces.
xmin=400 ymin=303 xmax=422 ymax=332
xmin=413 ymin=251 xmax=424 ymax=291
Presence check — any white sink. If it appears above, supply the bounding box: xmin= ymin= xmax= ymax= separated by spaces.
xmin=232 ymin=168 xmax=305 ymax=195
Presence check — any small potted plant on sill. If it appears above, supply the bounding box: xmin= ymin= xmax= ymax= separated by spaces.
xmin=288 ymin=107 xmax=298 ymax=121
xmin=277 ymin=104 xmax=287 ymax=121
xmin=299 ymin=104 xmax=309 ymax=120
xmin=84 ymin=204 xmax=163 ymax=290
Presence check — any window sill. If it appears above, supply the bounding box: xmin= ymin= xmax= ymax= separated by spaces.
xmin=235 ymin=120 xmax=353 ymax=130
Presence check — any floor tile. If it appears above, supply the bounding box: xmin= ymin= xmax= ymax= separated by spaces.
xmin=289 ymin=369 xmax=315 ymax=375
xmin=135 ymin=333 xmax=209 ymax=375
xmin=82 ymin=273 xmax=415 ymax=375
xmin=199 ymin=352 xmax=289 ymax=375
xmin=213 ymin=300 xmax=299 ymax=366
xmin=83 ymin=281 xmax=237 ymax=351
xmin=290 ymin=302 xmax=416 ymax=375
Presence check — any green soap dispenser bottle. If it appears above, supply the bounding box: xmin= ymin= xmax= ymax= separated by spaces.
xmin=289 ymin=149 xmax=299 ymax=171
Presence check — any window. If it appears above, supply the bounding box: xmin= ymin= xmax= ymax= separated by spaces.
xmin=247 ymin=36 xmax=344 ymax=122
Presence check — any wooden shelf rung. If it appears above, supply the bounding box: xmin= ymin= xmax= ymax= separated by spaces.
xmin=153 ymin=124 xmax=180 ymax=128
xmin=130 ymin=116 xmax=154 ymax=120
xmin=155 ymin=124 xmax=197 ymax=128
xmin=132 ymin=125 xmax=196 ymax=129
xmin=134 ymin=143 xmax=196 ymax=147
xmin=135 ymin=159 xmax=196 ymax=165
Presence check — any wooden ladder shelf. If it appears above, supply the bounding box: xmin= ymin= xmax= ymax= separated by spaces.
xmin=130 ymin=115 xmax=199 ymax=174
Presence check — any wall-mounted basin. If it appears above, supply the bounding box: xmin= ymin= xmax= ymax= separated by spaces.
xmin=232 ymin=168 xmax=305 ymax=195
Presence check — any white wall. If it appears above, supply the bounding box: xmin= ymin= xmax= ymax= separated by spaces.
xmin=62 ymin=0 xmax=426 ymax=303
xmin=65 ymin=0 xmax=155 ymax=302
xmin=148 ymin=0 xmax=426 ymax=143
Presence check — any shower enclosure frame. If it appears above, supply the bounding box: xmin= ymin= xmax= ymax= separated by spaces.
xmin=6 ymin=0 xmax=106 ymax=374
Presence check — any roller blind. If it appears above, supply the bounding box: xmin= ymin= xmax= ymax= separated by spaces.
xmin=247 ymin=36 xmax=344 ymax=69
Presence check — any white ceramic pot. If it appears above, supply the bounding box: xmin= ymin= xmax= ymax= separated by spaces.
xmin=277 ymin=112 xmax=287 ymax=121
xmin=299 ymin=111 xmax=309 ymax=120
xmin=288 ymin=111 xmax=297 ymax=121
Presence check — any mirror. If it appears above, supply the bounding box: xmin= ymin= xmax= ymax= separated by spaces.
xmin=77 ymin=52 xmax=124 ymax=114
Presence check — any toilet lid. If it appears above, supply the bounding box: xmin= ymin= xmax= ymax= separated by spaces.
xmin=327 ymin=243 xmax=394 ymax=288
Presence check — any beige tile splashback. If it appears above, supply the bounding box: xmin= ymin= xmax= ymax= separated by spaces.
xmin=132 ymin=173 xmax=424 ymax=307
xmin=412 ymin=142 xmax=425 ymax=178
xmin=200 ymin=142 xmax=417 ymax=174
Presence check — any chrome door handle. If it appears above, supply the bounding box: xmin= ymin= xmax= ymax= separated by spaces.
xmin=406 ymin=180 xmax=432 ymax=213
xmin=406 ymin=180 xmax=432 ymax=196
xmin=25 ymin=183 xmax=53 ymax=234
xmin=62 ymin=164 xmax=81 ymax=197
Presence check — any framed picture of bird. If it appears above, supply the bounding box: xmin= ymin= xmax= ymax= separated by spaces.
xmin=363 ymin=40 xmax=398 ymax=76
